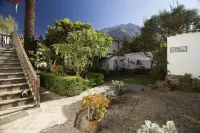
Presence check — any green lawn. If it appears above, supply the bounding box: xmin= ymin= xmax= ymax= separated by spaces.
xmin=107 ymin=73 xmax=156 ymax=85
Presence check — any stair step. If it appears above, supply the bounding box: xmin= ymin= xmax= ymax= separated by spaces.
xmin=0 ymin=63 xmax=21 ymax=68
xmin=0 ymin=77 xmax=26 ymax=81
xmin=1 ymin=104 xmax=35 ymax=111
xmin=0 ymin=52 xmax=18 ymax=57
xmin=0 ymin=72 xmax=25 ymax=79
xmin=0 ymin=83 xmax=29 ymax=93
xmin=0 ymin=83 xmax=28 ymax=88
xmin=0 ymin=67 xmax=22 ymax=69
xmin=0 ymin=56 xmax=18 ymax=60
xmin=0 ymin=67 xmax=23 ymax=73
xmin=0 ymin=59 xmax=20 ymax=64
xmin=0 ymin=97 xmax=33 ymax=110
xmin=0 ymin=72 xmax=24 ymax=75
xmin=0 ymin=77 xmax=27 ymax=85
xmin=0 ymin=52 xmax=17 ymax=56
xmin=0 ymin=89 xmax=24 ymax=97
xmin=0 ymin=48 xmax=14 ymax=51
xmin=0 ymin=104 xmax=35 ymax=117
xmin=0 ymin=89 xmax=30 ymax=101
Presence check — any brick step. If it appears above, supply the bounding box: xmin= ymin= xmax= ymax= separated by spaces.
xmin=0 ymin=67 xmax=23 ymax=73
xmin=0 ymin=59 xmax=20 ymax=64
xmin=0 ymin=72 xmax=25 ymax=79
xmin=0 ymin=77 xmax=27 ymax=85
xmin=0 ymin=63 xmax=21 ymax=68
xmin=0 ymin=97 xmax=34 ymax=110
xmin=0 ymin=89 xmax=30 ymax=101
xmin=0 ymin=83 xmax=29 ymax=93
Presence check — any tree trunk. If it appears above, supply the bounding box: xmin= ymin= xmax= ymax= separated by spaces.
xmin=24 ymin=0 xmax=35 ymax=54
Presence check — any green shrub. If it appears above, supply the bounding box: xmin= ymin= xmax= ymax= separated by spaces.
xmin=177 ymin=73 xmax=200 ymax=92
xmin=152 ymin=44 xmax=167 ymax=80
xmin=40 ymin=72 xmax=89 ymax=96
xmin=86 ymin=72 xmax=104 ymax=87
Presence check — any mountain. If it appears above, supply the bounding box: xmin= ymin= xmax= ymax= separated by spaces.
xmin=102 ymin=23 xmax=141 ymax=41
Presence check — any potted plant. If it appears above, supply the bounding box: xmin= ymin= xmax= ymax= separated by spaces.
xmin=81 ymin=94 xmax=110 ymax=133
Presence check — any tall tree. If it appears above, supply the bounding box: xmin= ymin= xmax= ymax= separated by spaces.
xmin=45 ymin=19 xmax=92 ymax=47
xmin=119 ymin=5 xmax=200 ymax=54
xmin=8 ymin=0 xmax=36 ymax=53
xmin=24 ymin=0 xmax=35 ymax=52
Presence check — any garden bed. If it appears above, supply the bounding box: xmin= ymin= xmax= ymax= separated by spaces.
xmin=74 ymin=90 xmax=200 ymax=133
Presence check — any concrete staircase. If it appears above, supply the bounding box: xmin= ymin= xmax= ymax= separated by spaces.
xmin=0 ymin=48 xmax=35 ymax=117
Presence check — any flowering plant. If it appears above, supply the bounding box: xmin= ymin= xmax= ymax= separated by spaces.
xmin=50 ymin=64 xmax=63 ymax=75
xmin=137 ymin=120 xmax=177 ymax=133
xmin=111 ymin=80 xmax=124 ymax=95
xmin=81 ymin=94 xmax=110 ymax=122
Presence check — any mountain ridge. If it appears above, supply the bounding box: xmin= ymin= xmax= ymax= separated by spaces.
xmin=102 ymin=23 xmax=141 ymax=41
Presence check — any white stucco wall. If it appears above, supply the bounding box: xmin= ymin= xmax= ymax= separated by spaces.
xmin=108 ymin=40 xmax=119 ymax=54
xmin=167 ymin=32 xmax=200 ymax=77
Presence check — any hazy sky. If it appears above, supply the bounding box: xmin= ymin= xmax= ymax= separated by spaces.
xmin=0 ymin=0 xmax=200 ymax=36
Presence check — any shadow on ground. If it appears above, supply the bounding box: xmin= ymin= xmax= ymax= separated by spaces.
xmin=40 ymin=101 xmax=82 ymax=133
xmin=40 ymin=87 xmax=63 ymax=103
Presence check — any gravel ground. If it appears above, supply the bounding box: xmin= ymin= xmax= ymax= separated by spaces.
xmin=75 ymin=90 xmax=200 ymax=133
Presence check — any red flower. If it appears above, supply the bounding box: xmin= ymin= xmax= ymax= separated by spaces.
xmin=50 ymin=65 xmax=55 ymax=70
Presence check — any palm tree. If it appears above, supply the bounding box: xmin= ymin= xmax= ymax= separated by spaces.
xmin=24 ymin=0 xmax=35 ymax=52
xmin=8 ymin=0 xmax=36 ymax=53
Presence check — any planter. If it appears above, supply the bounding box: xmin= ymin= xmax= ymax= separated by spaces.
xmin=85 ymin=118 xmax=100 ymax=133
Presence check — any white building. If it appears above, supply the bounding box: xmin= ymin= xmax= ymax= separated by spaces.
xmin=108 ymin=36 xmax=121 ymax=54
xmin=101 ymin=53 xmax=152 ymax=71
xmin=167 ymin=32 xmax=200 ymax=78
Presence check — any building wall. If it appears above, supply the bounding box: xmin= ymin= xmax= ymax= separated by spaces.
xmin=108 ymin=40 xmax=119 ymax=54
xmin=167 ymin=32 xmax=200 ymax=77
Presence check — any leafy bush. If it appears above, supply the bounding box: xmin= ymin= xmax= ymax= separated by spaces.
xmin=137 ymin=120 xmax=177 ymax=133
xmin=86 ymin=72 xmax=104 ymax=87
xmin=40 ymin=72 xmax=89 ymax=96
xmin=177 ymin=74 xmax=200 ymax=92
xmin=111 ymin=80 xmax=124 ymax=95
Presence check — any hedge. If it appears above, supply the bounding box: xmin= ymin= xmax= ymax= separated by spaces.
xmin=86 ymin=72 xmax=104 ymax=87
xmin=40 ymin=72 xmax=89 ymax=97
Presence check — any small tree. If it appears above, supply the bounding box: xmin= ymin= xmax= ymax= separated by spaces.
xmin=52 ymin=28 xmax=112 ymax=76
xmin=152 ymin=43 xmax=167 ymax=80
xmin=0 ymin=15 xmax=18 ymax=34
